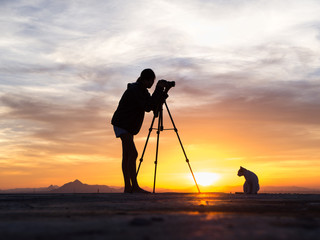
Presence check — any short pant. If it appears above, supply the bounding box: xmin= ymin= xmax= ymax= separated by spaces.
xmin=113 ymin=125 xmax=129 ymax=138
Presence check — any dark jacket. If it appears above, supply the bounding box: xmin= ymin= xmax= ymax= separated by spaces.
xmin=111 ymin=82 xmax=166 ymax=135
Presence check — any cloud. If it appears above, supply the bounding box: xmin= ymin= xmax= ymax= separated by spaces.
xmin=0 ymin=92 xmax=114 ymax=158
xmin=213 ymin=81 xmax=320 ymax=124
xmin=1 ymin=0 xmax=320 ymax=187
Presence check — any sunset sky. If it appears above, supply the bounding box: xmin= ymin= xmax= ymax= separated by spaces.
xmin=1 ymin=0 xmax=320 ymax=191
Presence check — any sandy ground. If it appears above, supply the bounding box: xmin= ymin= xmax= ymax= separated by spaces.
xmin=0 ymin=193 xmax=319 ymax=240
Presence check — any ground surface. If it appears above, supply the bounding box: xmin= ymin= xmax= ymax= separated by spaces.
xmin=0 ymin=193 xmax=319 ymax=240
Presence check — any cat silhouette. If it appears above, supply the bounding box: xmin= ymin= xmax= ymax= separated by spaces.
xmin=237 ymin=166 xmax=260 ymax=194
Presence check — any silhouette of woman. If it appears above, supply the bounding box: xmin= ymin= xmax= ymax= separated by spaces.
xmin=111 ymin=69 xmax=167 ymax=193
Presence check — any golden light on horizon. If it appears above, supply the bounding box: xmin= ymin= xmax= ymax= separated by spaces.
xmin=1 ymin=1 xmax=320 ymax=191
xmin=192 ymin=172 xmax=221 ymax=187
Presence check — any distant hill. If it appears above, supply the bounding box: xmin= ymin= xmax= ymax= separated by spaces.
xmin=0 ymin=185 xmax=59 ymax=194
xmin=50 ymin=179 xmax=122 ymax=193
xmin=0 ymin=180 xmax=122 ymax=194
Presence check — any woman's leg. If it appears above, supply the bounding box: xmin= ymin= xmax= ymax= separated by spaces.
xmin=120 ymin=133 xmax=149 ymax=193
xmin=120 ymin=133 xmax=136 ymax=192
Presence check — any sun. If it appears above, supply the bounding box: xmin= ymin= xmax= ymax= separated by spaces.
xmin=192 ymin=172 xmax=220 ymax=187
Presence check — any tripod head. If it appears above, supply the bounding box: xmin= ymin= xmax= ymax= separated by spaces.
xmin=157 ymin=79 xmax=175 ymax=89
xmin=153 ymin=80 xmax=175 ymax=117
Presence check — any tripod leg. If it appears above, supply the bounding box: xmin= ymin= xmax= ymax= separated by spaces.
xmin=164 ymin=102 xmax=201 ymax=193
xmin=136 ymin=115 xmax=156 ymax=177
xmin=153 ymin=109 xmax=162 ymax=193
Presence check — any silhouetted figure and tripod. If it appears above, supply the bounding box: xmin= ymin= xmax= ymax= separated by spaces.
xmin=112 ymin=69 xmax=200 ymax=193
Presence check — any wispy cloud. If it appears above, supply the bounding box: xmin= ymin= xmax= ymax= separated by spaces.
xmin=1 ymin=0 xmax=320 ymax=188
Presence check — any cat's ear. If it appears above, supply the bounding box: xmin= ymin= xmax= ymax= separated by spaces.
xmin=240 ymin=166 xmax=243 ymax=169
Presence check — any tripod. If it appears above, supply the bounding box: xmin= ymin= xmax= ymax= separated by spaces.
xmin=136 ymin=100 xmax=201 ymax=193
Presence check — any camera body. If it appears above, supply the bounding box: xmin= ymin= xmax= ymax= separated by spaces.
xmin=158 ymin=79 xmax=175 ymax=88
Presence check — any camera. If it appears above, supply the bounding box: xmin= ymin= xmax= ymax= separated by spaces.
xmin=158 ymin=79 xmax=175 ymax=88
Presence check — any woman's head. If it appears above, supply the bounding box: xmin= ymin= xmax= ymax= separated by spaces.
xmin=137 ymin=68 xmax=155 ymax=89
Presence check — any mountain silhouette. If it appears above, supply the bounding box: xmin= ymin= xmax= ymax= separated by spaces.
xmin=50 ymin=179 xmax=121 ymax=193
xmin=0 ymin=185 xmax=59 ymax=193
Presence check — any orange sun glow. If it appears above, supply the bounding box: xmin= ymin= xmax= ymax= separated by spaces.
xmin=192 ymin=172 xmax=220 ymax=187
